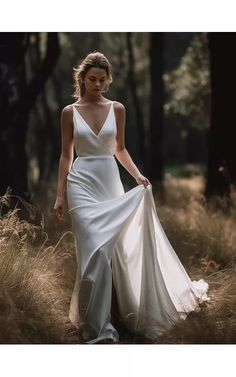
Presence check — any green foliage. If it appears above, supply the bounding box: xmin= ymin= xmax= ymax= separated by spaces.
xmin=164 ymin=33 xmax=210 ymax=129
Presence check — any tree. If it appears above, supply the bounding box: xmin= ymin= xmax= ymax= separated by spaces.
xmin=205 ymin=33 xmax=236 ymax=199
xmin=0 ymin=32 xmax=60 ymax=213
xmin=146 ymin=32 xmax=164 ymax=183
xmin=164 ymin=33 xmax=210 ymax=130
xmin=126 ymin=33 xmax=145 ymax=161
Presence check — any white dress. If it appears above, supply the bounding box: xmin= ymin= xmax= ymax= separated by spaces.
xmin=66 ymin=101 xmax=209 ymax=344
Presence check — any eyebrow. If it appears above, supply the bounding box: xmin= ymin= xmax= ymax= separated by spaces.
xmin=88 ymin=75 xmax=106 ymax=79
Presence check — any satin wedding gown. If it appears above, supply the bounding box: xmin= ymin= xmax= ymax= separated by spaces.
xmin=66 ymin=101 xmax=209 ymax=344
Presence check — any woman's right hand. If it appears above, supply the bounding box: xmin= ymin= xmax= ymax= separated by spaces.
xmin=54 ymin=196 xmax=64 ymax=221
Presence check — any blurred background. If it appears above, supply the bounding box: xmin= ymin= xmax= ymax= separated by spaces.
xmin=1 ymin=32 xmax=236 ymax=344
xmin=1 ymin=32 xmax=236 ymax=209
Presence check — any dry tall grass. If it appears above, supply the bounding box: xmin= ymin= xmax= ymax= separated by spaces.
xmin=0 ymin=189 xmax=77 ymax=343
xmin=0 ymin=177 xmax=236 ymax=344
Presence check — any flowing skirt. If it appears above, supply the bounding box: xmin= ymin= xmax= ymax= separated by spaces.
xmin=67 ymin=155 xmax=209 ymax=343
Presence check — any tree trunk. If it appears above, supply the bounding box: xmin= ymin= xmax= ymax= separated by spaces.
xmin=0 ymin=32 xmax=60 ymax=217
xmin=205 ymin=33 xmax=236 ymax=199
xmin=126 ymin=33 xmax=145 ymax=164
xmin=0 ymin=33 xmax=29 ymax=203
xmin=147 ymin=33 xmax=164 ymax=184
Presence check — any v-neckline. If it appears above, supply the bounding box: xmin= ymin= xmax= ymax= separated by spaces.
xmin=72 ymin=101 xmax=113 ymax=137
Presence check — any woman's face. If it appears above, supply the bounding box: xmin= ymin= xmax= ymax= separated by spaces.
xmin=83 ymin=67 xmax=108 ymax=96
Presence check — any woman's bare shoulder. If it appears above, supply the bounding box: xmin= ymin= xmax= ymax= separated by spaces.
xmin=113 ymin=101 xmax=126 ymax=117
xmin=60 ymin=105 xmax=74 ymax=131
xmin=61 ymin=104 xmax=74 ymax=115
xmin=113 ymin=101 xmax=125 ymax=110
xmin=60 ymin=105 xmax=75 ymax=126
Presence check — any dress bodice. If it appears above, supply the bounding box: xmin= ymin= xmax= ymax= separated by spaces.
xmin=71 ymin=101 xmax=117 ymax=157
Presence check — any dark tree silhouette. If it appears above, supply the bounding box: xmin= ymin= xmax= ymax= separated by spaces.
xmin=126 ymin=33 xmax=145 ymax=162
xmin=146 ymin=32 xmax=164 ymax=183
xmin=205 ymin=33 xmax=236 ymax=199
xmin=0 ymin=32 xmax=60 ymax=212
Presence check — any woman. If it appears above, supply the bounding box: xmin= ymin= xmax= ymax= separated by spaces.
xmin=54 ymin=51 xmax=209 ymax=344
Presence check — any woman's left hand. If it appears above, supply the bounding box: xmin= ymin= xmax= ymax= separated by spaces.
xmin=135 ymin=174 xmax=151 ymax=188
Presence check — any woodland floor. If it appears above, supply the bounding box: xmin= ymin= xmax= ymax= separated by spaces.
xmin=0 ymin=176 xmax=236 ymax=344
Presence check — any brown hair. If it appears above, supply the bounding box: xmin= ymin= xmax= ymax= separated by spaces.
xmin=72 ymin=51 xmax=113 ymax=99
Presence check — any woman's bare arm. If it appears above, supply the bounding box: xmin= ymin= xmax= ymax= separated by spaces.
xmin=54 ymin=106 xmax=74 ymax=220
xmin=114 ymin=102 xmax=150 ymax=187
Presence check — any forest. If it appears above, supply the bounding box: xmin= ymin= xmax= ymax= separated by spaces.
xmin=0 ymin=32 xmax=236 ymax=344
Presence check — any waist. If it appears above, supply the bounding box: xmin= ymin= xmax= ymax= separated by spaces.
xmin=76 ymin=155 xmax=115 ymax=160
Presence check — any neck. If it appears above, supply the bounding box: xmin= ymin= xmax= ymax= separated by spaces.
xmin=80 ymin=92 xmax=104 ymax=103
